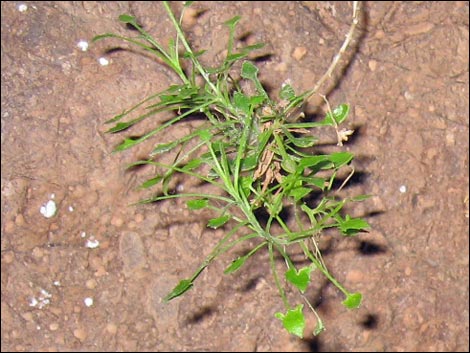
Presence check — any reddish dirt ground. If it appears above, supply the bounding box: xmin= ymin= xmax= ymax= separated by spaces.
xmin=2 ymin=2 xmax=468 ymax=351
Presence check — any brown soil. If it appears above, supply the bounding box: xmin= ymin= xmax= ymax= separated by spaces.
xmin=2 ymin=2 xmax=468 ymax=352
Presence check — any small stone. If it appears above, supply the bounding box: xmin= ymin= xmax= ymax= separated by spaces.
xmin=85 ymin=279 xmax=97 ymax=289
xmin=368 ymin=60 xmax=377 ymax=71
xmin=3 ymin=251 xmax=15 ymax=264
xmin=73 ymin=328 xmax=87 ymax=341
xmin=15 ymin=214 xmax=25 ymax=226
xmin=134 ymin=214 xmax=144 ymax=223
xmin=106 ymin=323 xmax=118 ymax=335
xmin=345 ymin=269 xmax=365 ymax=283
xmin=292 ymin=46 xmax=307 ymax=61
xmin=49 ymin=323 xmax=59 ymax=331
xmin=4 ymin=220 xmax=15 ymax=233
xmin=111 ymin=216 xmax=124 ymax=227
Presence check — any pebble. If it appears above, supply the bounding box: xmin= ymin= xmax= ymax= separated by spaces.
xmin=49 ymin=323 xmax=59 ymax=331
xmin=85 ymin=278 xmax=97 ymax=289
xmin=73 ymin=328 xmax=87 ymax=341
xmin=106 ymin=323 xmax=118 ymax=335
xmin=368 ymin=60 xmax=377 ymax=71
xmin=345 ymin=269 xmax=365 ymax=283
xmin=3 ymin=251 xmax=15 ymax=263
xmin=292 ymin=46 xmax=307 ymax=61
xmin=111 ymin=215 xmax=124 ymax=227
xmin=4 ymin=220 xmax=15 ymax=233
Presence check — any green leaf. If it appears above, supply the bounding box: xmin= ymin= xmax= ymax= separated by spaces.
xmin=281 ymin=156 xmax=297 ymax=174
xmin=313 ymin=318 xmax=326 ymax=336
xmin=181 ymin=158 xmax=203 ymax=171
xmin=198 ymin=129 xmax=212 ymax=142
xmin=339 ymin=215 xmax=370 ymax=236
xmin=233 ymin=91 xmax=251 ymax=115
xmin=324 ymin=103 xmax=350 ymax=125
xmin=288 ymin=187 xmax=311 ymax=202
xmin=350 ymin=194 xmax=372 ymax=202
xmin=114 ymin=137 xmax=139 ymax=152
xmin=342 ymin=292 xmax=362 ymax=309
xmin=241 ymin=61 xmax=259 ymax=81
xmin=106 ymin=121 xmax=136 ymax=133
xmin=207 ymin=215 xmax=230 ymax=229
xmin=164 ymin=279 xmax=193 ymax=302
xmin=140 ymin=176 xmax=162 ymax=189
xmin=285 ymin=266 xmax=313 ymax=293
xmin=186 ymin=199 xmax=208 ymax=210
xmin=280 ymin=84 xmax=296 ymax=100
xmin=224 ymin=15 xmax=241 ymax=29
xmin=224 ymin=255 xmax=248 ymax=274
xmin=299 ymin=155 xmax=331 ymax=170
xmin=151 ymin=140 xmax=179 ymax=155
xmin=119 ymin=14 xmax=137 ymax=26
xmin=329 ymin=152 xmax=353 ymax=168
xmin=275 ymin=304 xmax=305 ymax=338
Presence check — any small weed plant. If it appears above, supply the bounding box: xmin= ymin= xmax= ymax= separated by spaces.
xmin=94 ymin=1 xmax=369 ymax=338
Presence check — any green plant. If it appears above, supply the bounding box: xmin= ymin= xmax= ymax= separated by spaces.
xmin=94 ymin=1 xmax=368 ymax=338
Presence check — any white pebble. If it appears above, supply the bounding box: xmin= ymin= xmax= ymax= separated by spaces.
xmin=98 ymin=57 xmax=109 ymax=66
xmin=86 ymin=237 xmax=100 ymax=249
xmin=80 ymin=231 xmax=86 ymax=238
xmin=18 ymin=4 xmax=28 ymax=12
xmin=77 ymin=40 xmax=89 ymax=52
xmin=29 ymin=297 xmax=39 ymax=307
xmin=40 ymin=200 xmax=57 ymax=218
xmin=68 ymin=206 xmax=74 ymax=212
xmin=84 ymin=297 xmax=94 ymax=307
xmin=399 ymin=185 xmax=407 ymax=193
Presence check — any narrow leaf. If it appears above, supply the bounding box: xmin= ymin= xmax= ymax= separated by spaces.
xmin=224 ymin=256 xmax=248 ymax=274
xmin=207 ymin=215 xmax=230 ymax=229
xmin=114 ymin=137 xmax=139 ymax=152
xmin=140 ymin=176 xmax=163 ymax=189
xmin=119 ymin=14 xmax=137 ymax=26
xmin=151 ymin=140 xmax=179 ymax=155
xmin=186 ymin=199 xmax=208 ymax=210
xmin=164 ymin=279 xmax=193 ymax=302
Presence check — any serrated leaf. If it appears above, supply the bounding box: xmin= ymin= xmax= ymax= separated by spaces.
xmin=207 ymin=215 xmax=230 ymax=229
xmin=339 ymin=215 xmax=370 ymax=236
xmin=186 ymin=199 xmax=208 ymax=210
xmin=285 ymin=266 xmax=313 ymax=293
xmin=224 ymin=255 xmax=248 ymax=274
xmin=275 ymin=304 xmax=305 ymax=338
xmin=164 ymin=279 xmax=193 ymax=302
xmin=342 ymin=292 xmax=362 ymax=309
